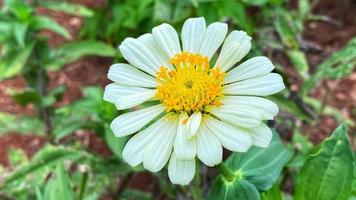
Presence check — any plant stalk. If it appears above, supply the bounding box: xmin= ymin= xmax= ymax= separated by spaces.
xmin=217 ymin=163 xmax=235 ymax=182
xmin=78 ymin=172 xmax=88 ymax=200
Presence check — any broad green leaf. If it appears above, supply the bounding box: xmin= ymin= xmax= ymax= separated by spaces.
xmin=208 ymin=179 xmax=260 ymax=200
xmin=45 ymin=40 xmax=116 ymax=70
xmin=39 ymin=2 xmax=94 ymax=17
xmin=44 ymin=164 xmax=74 ymax=200
xmin=302 ymin=37 xmax=356 ymax=95
xmin=225 ymin=131 xmax=293 ymax=191
xmin=0 ymin=42 xmax=34 ymax=80
xmin=295 ymin=124 xmax=354 ymax=200
xmin=31 ymin=15 xmax=71 ymax=39
xmin=0 ymin=112 xmax=45 ymax=135
xmin=0 ymin=145 xmax=93 ymax=187
xmin=207 ymin=130 xmax=292 ymax=200
xmin=104 ymin=125 xmax=127 ymax=159
xmin=4 ymin=0 xmax=32 ymax=21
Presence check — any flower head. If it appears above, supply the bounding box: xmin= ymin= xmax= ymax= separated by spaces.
xmin=104 ymin=17 xmax=285 ymax=185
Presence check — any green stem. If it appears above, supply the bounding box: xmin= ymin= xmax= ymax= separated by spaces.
xmin=192 ymin=161 xmax=202 ymax=200
xmin=217 ymin=163 xmax=235 ymax=182
xmin=78 ymin=172 xmax=88 ymax=200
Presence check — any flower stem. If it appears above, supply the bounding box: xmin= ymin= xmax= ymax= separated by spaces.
xmin=217 ymin=163 xmax=235 ymax=182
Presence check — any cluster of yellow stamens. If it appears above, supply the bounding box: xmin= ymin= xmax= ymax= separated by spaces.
xmin=156 ymin=52 xmax=225 ymax=113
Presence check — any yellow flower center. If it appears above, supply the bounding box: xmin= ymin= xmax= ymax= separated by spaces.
xmin=156 ymin=52 xmax=225 ymax=113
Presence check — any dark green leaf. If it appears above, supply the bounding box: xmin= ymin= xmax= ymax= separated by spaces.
xmin=10 ymin=89 xmax=40 ymax=106
xmin=295 ymin=124 xmax=354 ymax=200
xmin=31 ymin=15 xmax=71 ymax=39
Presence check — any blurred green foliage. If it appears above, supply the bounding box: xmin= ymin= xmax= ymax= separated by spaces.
xmin=0 ymin=0 xmax=355 ymax=199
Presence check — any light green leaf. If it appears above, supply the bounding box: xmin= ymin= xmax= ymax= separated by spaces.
xmin=302 ymin=37 xmax=356 ymax=95
xmin=104 ymin=125 xmax=127 ymax=159
xmin=44 ymin=164 xmax=74 ymax=200
xmin=0 ymin=42 xmax=34 ymax=80
xmin=8 ymin=148 xmax=28 ymax=168
xmin=45 ymin=40 xmax=116 ymax=70
xmin=295 ymin=124 xmax=354 ymax=200
xmin=39 ymin=2 xmax=94 ymax=17
xmin=31 ymin=15 xmax=71 ymax=39
xmin=261 ymin=183 xmax=283 ymax=200
xmin=0 ymin=145 xmax=93 ymax=187
xmin=14 ymin=22 xmax=28 ymax=47
xmin=0 ymin=112 xmax=45 ymax=135
xmin=286 ymin=49 xmax=309 ymax=79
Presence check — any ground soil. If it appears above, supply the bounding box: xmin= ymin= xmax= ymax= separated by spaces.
xmin=0 ymin=0 xmax=355 ymax=198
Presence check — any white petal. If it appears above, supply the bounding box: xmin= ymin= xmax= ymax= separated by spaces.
xmin=181 ymin=17 xmax=206 ymax=53
xmin=214 ymin=30 xmax=251 ymax=72
xmin=168 ymin=153 xmax=195 ymax=185
xmin=207 ymin=105 xmax=263 ymax=128
xmin=203 ymin=115 xmax=252 ymax=152
xmin=187 ymin=112 xmax=202 ymax=139
xmin=143 ymin=115 xmax=178 ymax=172
xmin=198 ymin=22 xmax=228 ymax=59
xmin=119 ymin=37 xmax=162 ymax=76
xmin=220 ymin=96 xmax=279 ymax=120
xmin=122 ymin=116 xmax=168 ymax=166
xmin=137 ymin=33 xmax=172 ymax=70
xmin=223 ymin=73 xmax=285 ymax=96
xmin=110 ymin=104 xmax=165 ymax=137
xmin=152 ymin=23 xmax=181 ymax=58
xmin=103 ymin=84 xmax=156 ymax=110
xmin=248 ymin=123 xmax=273 ymax=148
xmin=195 ymin=123 xmax=222 ymax=166
xmin=174 ymin=113 xmax=196 ymax=160
xmin=108 ymin=63 xmax=157 ymax=87
xmin=224 ymin=56 xmax=275 ymax=83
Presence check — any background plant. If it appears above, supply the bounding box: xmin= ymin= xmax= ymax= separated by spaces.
xmin=0 ymin=0 xmax=355 ymax=200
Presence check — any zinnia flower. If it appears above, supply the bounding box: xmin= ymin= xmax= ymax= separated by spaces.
xmin=104 ymin=17 xmax=285 ymax=185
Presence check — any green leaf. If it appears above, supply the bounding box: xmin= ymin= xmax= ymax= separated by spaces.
xmin=0 ymin=112 xmax=45 ymax=135
xmin=273 ymin=9 xmax=299 ymax=49
xmin=4 ymin=0 xmax=33 ymax=21
xmin=241 ymin=0 xmax=268 ymax=6
xmin=14 ymin=22 xmax=28 ymax=47
xmin=295 ymin=124 xmax=354 ymax=200
xmin=104 ymin=125 xmax=127 ymax=159
xmin=31 ymin=15 xmax=71 ymax=39
xmin=208 ymin=179 xmax=260 ymax=200
xmin=8 ymin=148 xmax=28 ymax=168
xmin=302 ymin=37 xmax=356 ymax=95
xmin=261 ymin=183 xmax=283 ymax=200
xmin=286 ymin=49 xmax=309 ymax=79
xmin=39 ymin=2 xmax=94 ymax=17
xmin=0 ymin=145 xmax=92 ymax=187
xmin=207 ymin=130 xmax=292 ymax=200
xmin=0 ymin=42 xmax=34 ymax=80
xmin=45 ymin=40 xmax=116 ymax=70
xmin=44 ymin=164 xmax=74 ymax=200
xmin=10 ymin=89 xmax=40 ymax=106
xmin=225 ymin=131 xmax=292 ymax=191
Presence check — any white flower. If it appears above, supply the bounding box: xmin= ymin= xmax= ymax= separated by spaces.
xmin=104 ymin=17 xmax=285 ymax=185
